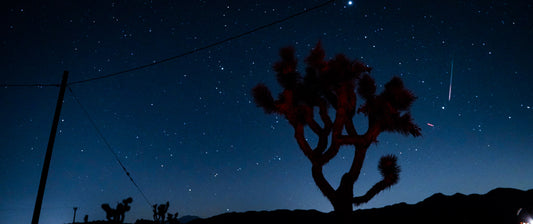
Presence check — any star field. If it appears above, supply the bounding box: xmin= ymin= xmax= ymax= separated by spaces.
xmin=1 ymin=1 xmax=532 ymax=224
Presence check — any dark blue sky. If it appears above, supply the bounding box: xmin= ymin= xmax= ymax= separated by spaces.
xmin=1 ymin=0 xmax=532 ymax=223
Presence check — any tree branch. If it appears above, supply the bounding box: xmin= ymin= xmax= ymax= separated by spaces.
xmin=337 ymin=119 xmax=376 ymax=192
xmin=312 ymin=164 xmax=335 ymax=202
xmin=293 ymin=123 xmax=315 ymax=162
xmin=306 ymin=116 xmax=323 ymax=136
xmin=353 ymin=154 xmax=400 ymax=206
xmin=318 ymin=100 xmax=332 ymax=130
xmin=352 ymin=180 xmax=389 ymax=206
xmin=315 ymin=100 xmax=332 ymax=155
xmin=319 ymin=141 xmax=340 ymax=166
xmin=345 ymin=120 xmax=357 ymax=136
xmin=347 ymin=146 xmax=369 ymax=183
xmin=319 ymin=95 xmax=348 ymax=165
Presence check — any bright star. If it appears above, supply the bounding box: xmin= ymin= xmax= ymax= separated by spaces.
xmin=348 ymin=1 xmax=353 ymax=5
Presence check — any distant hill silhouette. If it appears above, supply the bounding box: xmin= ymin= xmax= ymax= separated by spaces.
xmin=185 ymin=188 xmax=533 ymax=224
xmin=132 ymin=215 xmax=200 ymax=224
xmin=178 ymin=215 xmax=201 ymax=223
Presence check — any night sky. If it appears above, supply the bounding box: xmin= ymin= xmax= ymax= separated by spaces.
xmin=1 ymin=0 xmax=532 ymax=223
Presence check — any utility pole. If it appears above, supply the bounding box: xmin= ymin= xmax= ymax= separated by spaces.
xmin=73 ymin=207 xmax=78 ymax=224
xmin=31 ymin=71 xmax=69 ymax=224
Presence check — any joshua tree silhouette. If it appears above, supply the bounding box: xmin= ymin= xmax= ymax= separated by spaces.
xmin=101 ymin=197 xmax=133 ymax=224
xmin=152 ymin=202 xmax=169 ymax=224
xmin=252 ymin=42 xmax=421 ymax=222
xmin=152 ymin=201 xmax=180 ymax=224
xmin=167 ymin=212 xmax=180 ymax=224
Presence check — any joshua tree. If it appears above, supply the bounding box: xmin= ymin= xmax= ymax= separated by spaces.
xmin=167 ymin=212 xmax=180 ymax=224
xmin=152 ymin=201 xmax=180 ymax=224
xmin=252 ymin=43 xmax=421 ymax=222
xmin=152 ymin=201 xmax=169 ymax=224
xmin=101 ymin=197 xmax=133 ymax=224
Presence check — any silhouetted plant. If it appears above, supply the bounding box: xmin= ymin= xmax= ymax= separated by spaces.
xmin=84 ymin=214 xmax=88 ymax=223
xmin=101 ymin=197 xmax=133 ymax=224
xmin=167 ymin=212 xmax=180 ymax=224
xmin=153 ymin=202 xmax=168 ymax=223
xmin=152 ymin=201 xmax=180 ymax=224
xmin=252 ymin=42 xmax=421 ymax=223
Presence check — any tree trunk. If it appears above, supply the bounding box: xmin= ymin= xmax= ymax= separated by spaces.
xmin=331 ymin=191 xmax=354 ymax=224
xmin=332 ymin=205 xmax=352 ymax=223
xmin=312 ymin=165 xmax=356 ymax=223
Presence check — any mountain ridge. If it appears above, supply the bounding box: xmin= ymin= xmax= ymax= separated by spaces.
xmin=186 ymin=187 xmax=533 ymax=224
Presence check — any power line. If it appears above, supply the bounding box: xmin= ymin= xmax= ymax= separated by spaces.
xmin=0 ymin=83 xmax=60 ymax=87
xmin=1 ymin=0 xmax=335 ymax=87
xmin=67 ymin=86 xmax=153 ymax=207
xmin=68 ymin=0 xmax=336 ymax=85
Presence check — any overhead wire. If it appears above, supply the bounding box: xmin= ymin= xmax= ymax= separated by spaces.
xmin=68 ymin=86 xmax=153 ymax=207
xmin=0 ymin=83 xmax=60 ymax=87
xmin=2 ymin=0 xmax=338 ymax=207
xmin=67 ymin=0 xmax=337 ymax=85
xmin=1 ymin=0 xmax=336 ymax=87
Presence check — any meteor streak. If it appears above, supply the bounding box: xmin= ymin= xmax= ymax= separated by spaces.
xmin=448 ymin=58 xmax=454 ymax=101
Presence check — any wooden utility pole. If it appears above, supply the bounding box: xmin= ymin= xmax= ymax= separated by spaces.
xmin=31 ymin=71 xmax=69 ymax=224
xmin=73 ymin=207 xmax=78 ymax=224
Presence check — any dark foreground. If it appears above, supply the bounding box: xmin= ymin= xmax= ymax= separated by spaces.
xmin=187 ymin=188 xmax=532 ymax=224
xmin=83 ymin=188 xmax=533 ymax=224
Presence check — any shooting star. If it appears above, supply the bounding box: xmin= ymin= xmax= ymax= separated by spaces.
xmin=448 ymin=58 xmax=454 ymax=101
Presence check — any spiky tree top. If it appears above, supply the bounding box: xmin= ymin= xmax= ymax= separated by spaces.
xmin=101 ymin=197 xmax=133 ymax=224
xmin=253 ymin=42 xmax=420 ymax=140
xmin=252 ymin=42 xmax=421 ymax=213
